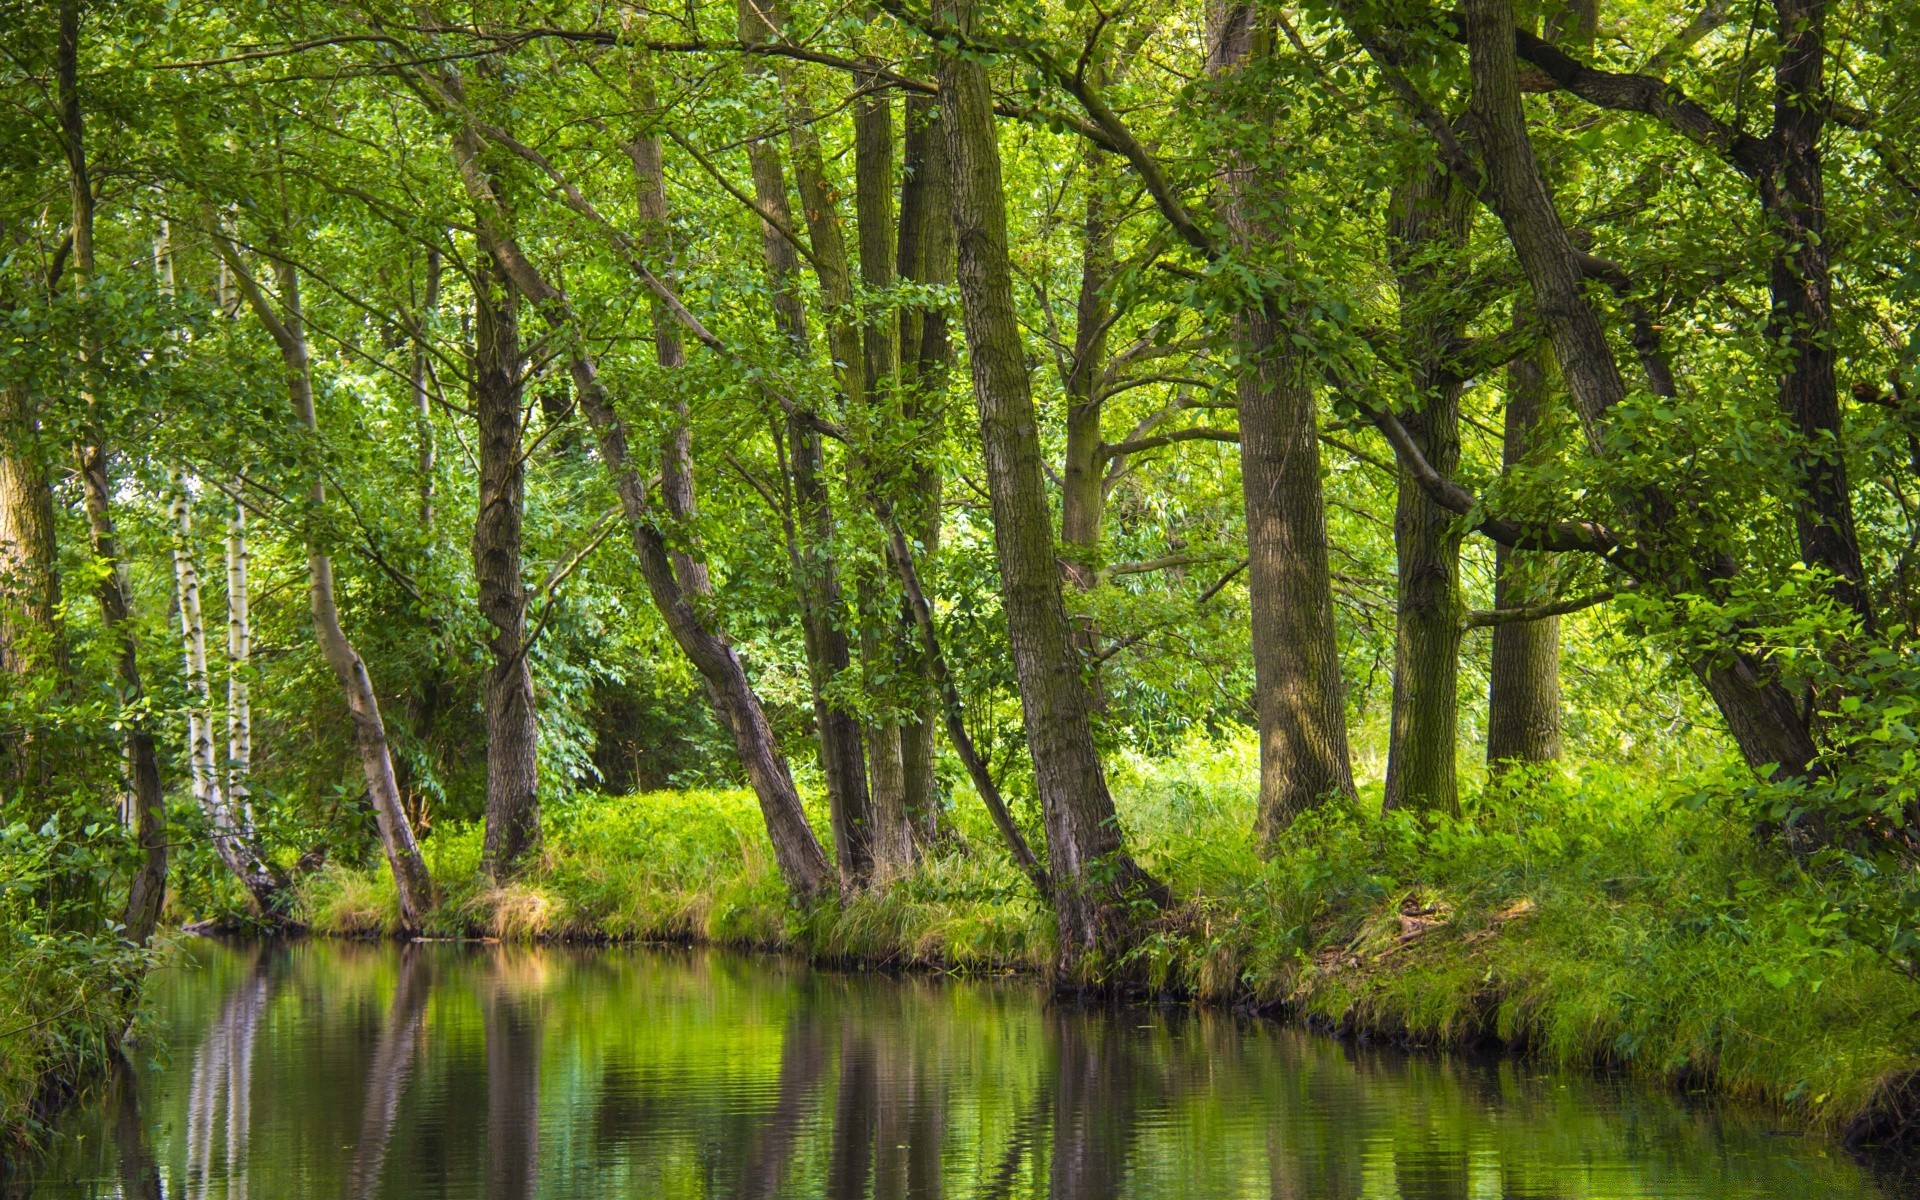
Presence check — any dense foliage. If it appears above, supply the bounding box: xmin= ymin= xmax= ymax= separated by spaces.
xmin=3 ymin=0 xmax=1920 ymax=1144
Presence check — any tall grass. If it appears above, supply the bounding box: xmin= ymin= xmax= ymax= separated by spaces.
xmin=298 ymin=733 xmax=1920 ymax=1136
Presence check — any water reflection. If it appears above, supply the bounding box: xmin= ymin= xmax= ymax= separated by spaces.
xmin=17 ymin=940 xmax=1907 ymax=1199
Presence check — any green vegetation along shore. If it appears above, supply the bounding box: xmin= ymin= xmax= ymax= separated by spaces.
xmin=296 ymin=742 xmax=1920 ymax=1147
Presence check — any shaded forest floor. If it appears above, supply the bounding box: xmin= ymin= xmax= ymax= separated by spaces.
xmin=287 ymin=740 xmax=1920 ymax=1144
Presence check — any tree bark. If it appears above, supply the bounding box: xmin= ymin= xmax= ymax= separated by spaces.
xmin=937 ymin=3 xmax=1166 ymax=979
xmin=413 ymin=249 xmax=441 ymax=529
xmin=854 ymin=77 xmax=917 ymax=879
xmin=0 ymin=384 xmax=65 ymax=683
xmin=226 ymin=494 xmax=254 ymax=823
xmin=59 ymin=4 xmax=165 ymax=944
xmin=894 ymin=93 xmax=953 ymax=846
xmin=1209 ymin=3 xmax=1357 ymax=840
xmin=472 ymin=256 xmax=541 ymax=881
xmin=1486 ymin=343 xmax=1563 ymax=767
xmin=1382 ymin=164 xmax=1473 ymax=817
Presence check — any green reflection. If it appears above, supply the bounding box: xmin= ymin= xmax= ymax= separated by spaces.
xmin=21 ymin=941 xmax=1903 ymax=1199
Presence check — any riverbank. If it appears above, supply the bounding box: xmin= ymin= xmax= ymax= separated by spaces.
xmin=290 ymin=739 xmax=1920 ymax=1147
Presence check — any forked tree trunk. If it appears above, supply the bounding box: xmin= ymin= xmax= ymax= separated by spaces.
xmin=937 ymin=2 xmax=1166 ymax=979
xmin=894 ymin=93 xmax=954 ymax=846
xmin=1382 ymin=165 xmax=1473 ymax=817
xmin=58 ymin=5 xmax=165 ymax=944
xmin=472 ymin=258 xmax=541 ymax=880
xmin=1486 ymin=344 xmax=1563 ymax=767
xmin=1209 ymin=2 xmax=1356 ymax=840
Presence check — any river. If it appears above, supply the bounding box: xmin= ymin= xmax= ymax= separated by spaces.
xmin=14 ymin=938 xmax=1912 ymax=1198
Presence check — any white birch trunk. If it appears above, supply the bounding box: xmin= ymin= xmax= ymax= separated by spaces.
xmin=226 ymin=493 xmax=252 ymax=824
xmin=171 ymin=480 xmax=220 ymax=817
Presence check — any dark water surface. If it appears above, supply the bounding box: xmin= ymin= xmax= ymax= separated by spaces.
xmin=17 ymin=939 xmax=1910 ymax=1198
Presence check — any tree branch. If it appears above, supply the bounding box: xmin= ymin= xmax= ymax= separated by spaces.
xmin=1465 ymin=588 xmax=1618 ymax=628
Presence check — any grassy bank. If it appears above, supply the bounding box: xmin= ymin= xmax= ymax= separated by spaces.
xmin=299 ymin=738 xmax=1920 ymax=1143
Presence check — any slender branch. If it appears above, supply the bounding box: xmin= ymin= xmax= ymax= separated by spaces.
xmin=1464 ymin=588 xmax=1619 ymax=628
xmin=1100 ymin=425 xmax=1239 ymax=460
xmin=1093 ymin=559 xmax=1248 ymax=664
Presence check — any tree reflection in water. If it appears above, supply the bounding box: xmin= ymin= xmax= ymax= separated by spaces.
xmin=27 ymin=940 xmax=1900 ymax=1200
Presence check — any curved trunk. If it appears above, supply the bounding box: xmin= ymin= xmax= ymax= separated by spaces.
xmin=937 ymin=4 xmax=1165 ymax=979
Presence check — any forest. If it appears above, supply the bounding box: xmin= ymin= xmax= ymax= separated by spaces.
xmin=4 ymin=0 xmax=1920 ymax=1161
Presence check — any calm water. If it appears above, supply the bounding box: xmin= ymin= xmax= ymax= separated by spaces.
xmin=12 ymin=939 xmax=1911 ymax=1199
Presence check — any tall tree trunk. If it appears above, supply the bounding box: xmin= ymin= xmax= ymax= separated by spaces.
xmin=1460 ymin=0 xmax=1818 ymax=778
xmin=937 ymin=2 xmax=1166 ymax=980
xmin=172 ymin=484 xmax=285 ymax=912
xmin=1382 ymin=165 xmax=1473 ymax=816
xmin=854 ymin=78 xmax=917 ymax=878
xmin=59 ymin=3 xmax=166 ymax=944
xmin=1486 ymin=344 xmax=1563 ymax=767
xmin=226 ymin=494 xmax=254 ymax=825
xmin=1765 ymin=0 xmax=1869 ymax=631
xmin=473 ymin=258 xmax=540 ymax=880
xmin=1209 ymin=3 xmax=1356 ymax=840
xmin=894 ymin=93 xmax=953 ymax=846
xmin=170 ymin=485 xmax=221 ymax=825
xmin=444 ymin=112 xmax=834 ymax=900
xmin=734 ymin=1 xmax=875 ymax=884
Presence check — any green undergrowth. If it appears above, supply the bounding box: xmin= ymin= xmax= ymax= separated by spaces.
xmin=297 ymin=737 xmax=1920 ymax=1140
xmin=0 ymin=822 xmax=155 ymax=1161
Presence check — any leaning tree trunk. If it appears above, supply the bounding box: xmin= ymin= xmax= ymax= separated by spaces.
xmin=58 ymin=5 xmax=165 ymax=944
xmin=473 ymin=257 xmax=541 ymax=881
xmin=1209 ymin=2 xmax=1356 ymax=841
xmin=1382 ymin=164 xmax=1473 ymax=817
xmin=938 ymin=2 xmax=1166 ymax=980
xmin=1486 ymin=343 xmax=1563 ymax=767
xmin=894 ymin=92 xmax=954 ymax=846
